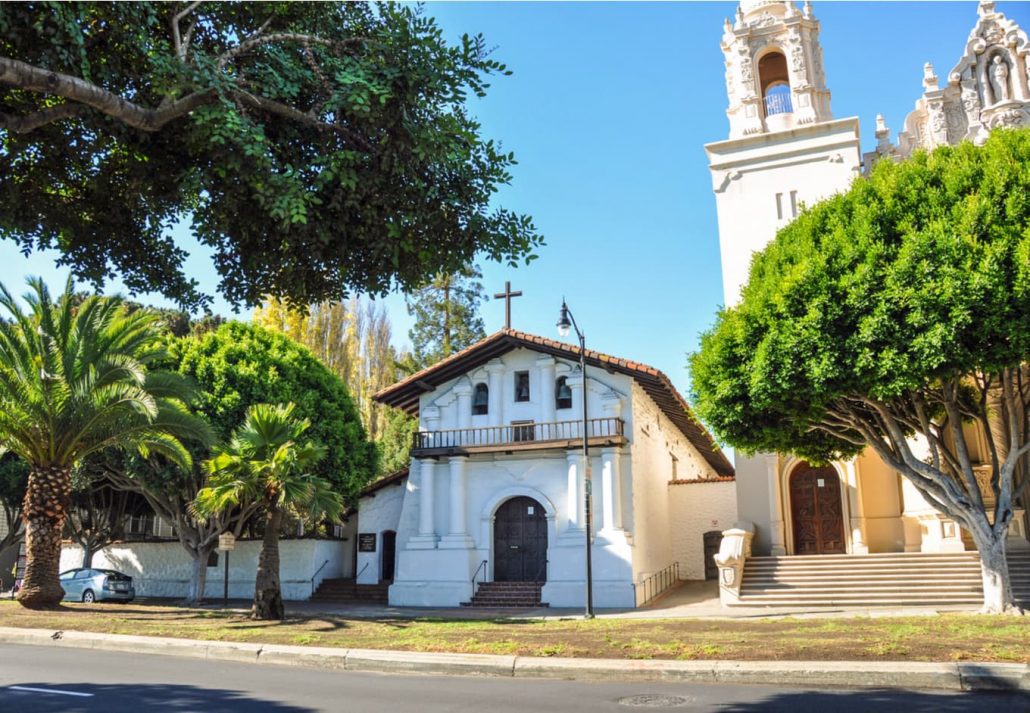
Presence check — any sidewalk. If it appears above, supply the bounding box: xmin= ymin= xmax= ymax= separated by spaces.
xmin=0 ymin=625 xmax=1026 ymax=693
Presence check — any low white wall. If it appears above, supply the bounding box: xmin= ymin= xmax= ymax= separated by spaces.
xmin=59 ymin=539 xmax=349 ymax=601
xmin=355 ymin=479 xmax=406 ymax=585
xmin=668 ymin=480 xmax=738 ymax=580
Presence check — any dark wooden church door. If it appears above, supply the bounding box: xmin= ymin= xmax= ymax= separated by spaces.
xmin=494 ymin=497 xmax=548 ymax=582
xmin=790 ymin=464 xmax=846 ymax=555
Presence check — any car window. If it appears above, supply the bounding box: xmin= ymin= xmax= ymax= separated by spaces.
xmin=74 ymin=570 xmax=94 ymax=579
xmin=59 ymin=570 xmax=78 ymax=581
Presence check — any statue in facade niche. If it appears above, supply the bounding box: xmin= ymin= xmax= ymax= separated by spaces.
xmin=988 ymin=55 xmax=1011 ymax=104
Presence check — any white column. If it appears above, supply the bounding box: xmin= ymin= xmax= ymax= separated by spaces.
xmin=566 ymin=450 xmax=584 ymax=532
xmin=409 ymin=458 xmax=438 ymax=549
xmin=844 ymin=459 xmax=869 ymax=555
xmin=441 ymin=456 xmax=473 ymax=548
xmin=537 ymin=355 xmax=557 ymax=425
xmin=766 ymin=454 xmax=787 ymax=556
xmin=568 ymin=371 xmax=586 ymax=438
xmin=454 ymin=381 xmax=472 ymax=446
xmin=600 ymin=448 xmax=622 ymax=532
xmin=486 ymin=359 xmax=505 ymax=428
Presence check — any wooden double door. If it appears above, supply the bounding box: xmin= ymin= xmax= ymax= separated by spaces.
xmin=493 ymin=496 xmax=548 ymax=582
xmin=789 ymin=464 xmax=846 ymax=555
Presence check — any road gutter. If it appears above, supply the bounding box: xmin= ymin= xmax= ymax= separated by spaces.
xmin=0 ymin=626 xmax=1025 ymax=693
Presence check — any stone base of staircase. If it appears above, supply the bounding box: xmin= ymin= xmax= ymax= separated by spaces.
xmin=310 ymin=579 xmax=389 ymax=604
xmin=731 ymin=550 xmax=1030 ymax=608
xmin=462 ymin=581 xmax=547 ymax=608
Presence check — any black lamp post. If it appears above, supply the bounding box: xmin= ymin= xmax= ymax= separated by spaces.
xmin=556 ymin=299 xmax=594 ymax=619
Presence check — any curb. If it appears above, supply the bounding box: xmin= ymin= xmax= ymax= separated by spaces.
xmin=0 ymin=626 xmax=1027 ymax=693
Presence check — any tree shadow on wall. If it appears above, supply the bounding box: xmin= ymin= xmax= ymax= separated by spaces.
xmin=6 ymin=682 xmax=314 ymax=713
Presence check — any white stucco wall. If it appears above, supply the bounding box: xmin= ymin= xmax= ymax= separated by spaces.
xmin=668 ymin=480 xmax=738 ymax=581
xmin=355 ymin=478 xmax=407 ymax=584
xmin=58 ymin=538 xmax=350 ymax=600
xmin=628 ymin=382 xmax=720 ymax=582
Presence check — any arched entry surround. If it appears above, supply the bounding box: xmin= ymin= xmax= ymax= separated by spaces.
xmin=480 ymin=487 xmax=557 ymax=582
xmin=779 ymin=458 xmax=859 ymax=556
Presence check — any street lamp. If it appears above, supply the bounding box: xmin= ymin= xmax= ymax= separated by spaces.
xmin=556 ymin=299 xmax=594 ymax=619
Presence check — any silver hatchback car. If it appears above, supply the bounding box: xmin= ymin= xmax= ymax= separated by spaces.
xmin=59 ymin=568 xmax=135 ymax=603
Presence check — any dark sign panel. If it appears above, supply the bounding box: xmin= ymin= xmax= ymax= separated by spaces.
xmin=358 ymin=533 xmax=377 ymax=553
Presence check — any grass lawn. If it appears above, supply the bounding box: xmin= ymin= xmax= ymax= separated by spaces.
xmin=0 ymin=600 xmax=1027 ymax=662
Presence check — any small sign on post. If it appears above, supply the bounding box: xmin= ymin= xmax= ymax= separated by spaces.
xmin=218 ymin=533 xmax=235 ymax=607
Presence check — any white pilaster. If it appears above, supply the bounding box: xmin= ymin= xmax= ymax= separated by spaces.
xmin=440 ymin=456 xmax=473 ymax=548
xmin=600 ymin=447 xmax=623 ymax=533
xmin=766 ymin=454 xmax=787 ymax=556
xmin=537 ymin=355 xmax=557 ymax=425
xmin=408 ymin=458 xmax=438 ymax=549
xmin=568 ymin=370 xmax=586 ymax=437
xmin=844 ymin=459 xmax=869 ymax=555
xmin=486 ymin=359 xmax=505 ymax=427
xmin=454 ymin=380 xmax=473 ymax=434
xmin=565 ymin=450 xmax=584 ymax=533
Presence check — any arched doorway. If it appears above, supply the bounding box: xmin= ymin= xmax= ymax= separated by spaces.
xmin=493 ymin=496 xmax=547 ymax=582
xmin=381 ymin=530 xmax=396 ymax=582
xmin=789 ymin=464 xmax=846 ymax=555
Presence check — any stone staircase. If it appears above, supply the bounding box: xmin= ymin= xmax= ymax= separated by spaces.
xmin=732 ymin=550 xmax=1030 ymax=608
xmin=310 ymin=578 xmax=390 ymax=604
xmin=462 ymin=581 xmax=547 ymax=608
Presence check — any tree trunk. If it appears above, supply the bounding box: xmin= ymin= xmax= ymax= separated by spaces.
xmin=252 ymin=507 xmax=284 ymax=620
xmin=971 ymin=525 xmax=1017 ymax=614
xmin=187 ymin=545 xmax=213 ymax=605
xmin=81 ymin=541 xmax=95 ymax=569
xmin=17 ymin=466 xmax=72 ymax=609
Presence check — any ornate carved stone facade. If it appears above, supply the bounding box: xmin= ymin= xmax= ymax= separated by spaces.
xmin=882 ymin=1 xmax=1029 ymax=161
xmin=721 ymin=0 xmax=833 ymax=138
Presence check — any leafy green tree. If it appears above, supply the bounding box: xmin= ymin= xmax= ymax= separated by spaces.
xmin=0 ymin=278 xmax=211 ymax=608
xmin=690 ymin=129 xmax=1030 ymax=613
xmin=197 ymin=403 xmax=342 ymax=620
xmin=103 ymin=321 xmax=376 ymax=603
xmin=407 ymin=265 xmax=487 ymax=367
xmin=0 ymin=453 xmax=28 ymax=555
xmin=377 ymin=406 xmax=419 ymax=477
xmin=0 ymin=3 xmax=541 ymax=310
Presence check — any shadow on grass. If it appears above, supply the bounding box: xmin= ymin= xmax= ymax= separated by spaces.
xmin=6 ymin=682 xmax=312 ymax=713
xmin=717 ymin=688 xmax=1029 ymax=713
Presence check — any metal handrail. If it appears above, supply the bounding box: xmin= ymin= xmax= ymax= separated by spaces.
xmin=471 ymin=559 xmax=488 ymax=599
xmin=634 ymin=561 xmax=680 ymax=607
xmin=355 ymin=561 xmax=370 ymax=583
xmin=310 ymin=559 xmax=330 ymax=596
xmin=413 ymin=417 xmax=624 ymax=451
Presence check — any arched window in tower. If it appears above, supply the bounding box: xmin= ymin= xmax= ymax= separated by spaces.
xmin=472 ymin=383 xmax=489 ymax=415
xmin=555 ymin=376 xmax=573 ymax=410
xmin=758 ymin=52 xmax=792 ymax=117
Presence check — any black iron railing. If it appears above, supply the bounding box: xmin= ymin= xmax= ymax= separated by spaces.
xmin=413 ymin=417 xmax=624 ymax=452
xmin=634 ymin=561 xmax=680 ymax=607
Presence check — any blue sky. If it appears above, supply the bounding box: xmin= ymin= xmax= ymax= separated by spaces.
xmin=2 ymin=1 xmax=1026 ymax=398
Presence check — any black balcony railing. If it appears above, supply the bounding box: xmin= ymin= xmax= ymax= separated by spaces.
xmin=413 ymin=417 xmax=625 ymax=452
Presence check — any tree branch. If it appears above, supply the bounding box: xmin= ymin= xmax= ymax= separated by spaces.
xmin=0 ymin=104 xmax=86 ymax=133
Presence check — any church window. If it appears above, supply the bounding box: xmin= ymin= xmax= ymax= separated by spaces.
xmin=512 ymin=420 xmax=536 ymax=442
xmin=514 ymin=371 xmax=530 ymax=402
xmin=758 ymin=52 xmax=792 ymax=116
xmin=472 ymin=383 xmax=489 ymax=415
xmin=555 ymin=376 xmax=573 ymax=410
xmin=670 ymin=454 xmax=679 ymax=481
xmin=789 ymin=190 xmax=799 ymax=217
xmin=775 ymin=192 xmax=784 ymax=220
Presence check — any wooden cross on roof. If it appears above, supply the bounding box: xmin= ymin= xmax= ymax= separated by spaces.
xmin=493 ymin=281 xmax=523 ymax=330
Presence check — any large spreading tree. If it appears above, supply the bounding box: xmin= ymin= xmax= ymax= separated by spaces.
xmin=691 ymin=128 xmax=1030 ymax=614
xmin=0 ymin=3 xmax=541 ymax=310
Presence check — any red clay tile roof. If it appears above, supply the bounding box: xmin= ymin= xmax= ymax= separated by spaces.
xmin=358 ymin=468 xmax=409 ymax=499
xmin=374 ymin=329 xmax=733 ymax=477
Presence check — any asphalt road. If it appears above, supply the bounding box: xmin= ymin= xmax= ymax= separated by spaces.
xmin=0 ymin=644 xmax=1025 ymax=712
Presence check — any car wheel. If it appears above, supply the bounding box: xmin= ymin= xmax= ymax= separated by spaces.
xmin=82 ymin=589 xmax=95 ymax=604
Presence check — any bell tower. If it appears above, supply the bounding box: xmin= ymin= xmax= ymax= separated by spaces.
xmin=705 ymin=1 xmax=862 ymax=308
xmin=722 ymin=0 xmax=834 ymax=138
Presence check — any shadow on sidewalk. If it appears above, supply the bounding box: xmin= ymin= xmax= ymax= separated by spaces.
xmin=6 ymin=682 xmax=313 ymax=713
xmin=716 ymin=687 xmax=1028 ymax=712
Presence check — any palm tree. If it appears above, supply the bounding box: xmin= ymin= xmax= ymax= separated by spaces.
xmin=0 ymin=277 xmax=212 ymax=608
xmin=196 ymin=403 xmax=342 ymax=620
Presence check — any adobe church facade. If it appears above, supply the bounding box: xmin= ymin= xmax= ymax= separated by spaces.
xmin=366 ymin=330 xmax=736 ymax=608
xmin=707 ymin=0 xmax=1030 ymax=560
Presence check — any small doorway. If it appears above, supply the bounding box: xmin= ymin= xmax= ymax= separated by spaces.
xmin=493 ymin=496 xmax=547 ymax=582
xmin=703 ymin=530 xmax=723 ymax=580
xmin=789 ymin=464 xmax=846 ymax=555
xmin=381 ymin=530 xmax=396 ymax=582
